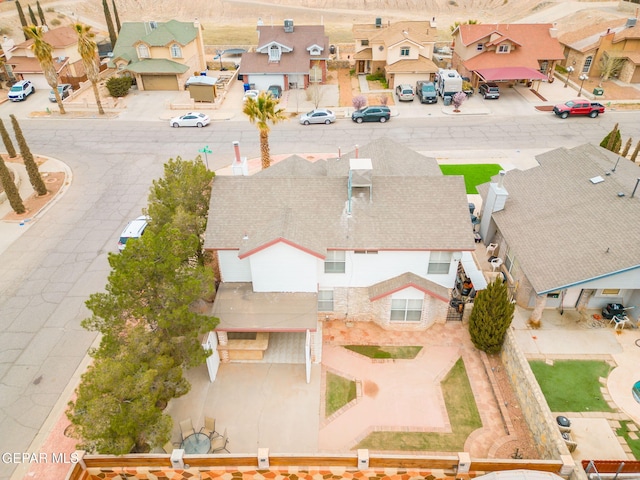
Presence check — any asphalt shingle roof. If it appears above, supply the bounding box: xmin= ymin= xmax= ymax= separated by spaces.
xmin=482 ymin=144 xmax=640 ymax=293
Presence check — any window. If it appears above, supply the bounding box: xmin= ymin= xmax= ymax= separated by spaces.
xmin=583 ymin=56 xmax=593 ymax=73
xmin=390 ymin=299 xmax=423 ymax=322
xmin=318 ymin=290 xmax=334 ymax=311
xmin=269 ymin=44 xmax=281 ymax=62
xmin=354 ymin=250 xmax=378 ymax=254
xmin=476 ymin=43 xmax=483 ymax=51
xmin=427 ymin=251 xmax=451 ymax=274
xmin=540 ymin=60 xmax=548 ymax=73
xmin=602 ymin=289 xmax=621 ymax=296
xmin=170 ymin=44 xmax=182 ymax=58
xmin=498 ymin=44 xmax=509 ymax=53
xmin=137 ymin=44 xmax=149 ymax=58
xmin=324 ymin=250 xmax=346 ymax=273
xmin=400 ymin=47 xmax=410 ymax=56
xmin=504 ymin=247 xmax=518 ymax=274
xmin=361 ymin=40 xmax=369 ymax=46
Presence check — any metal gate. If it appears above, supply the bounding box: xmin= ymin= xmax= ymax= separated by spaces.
xmin=203 ymin=331 xmax=220 ymax=382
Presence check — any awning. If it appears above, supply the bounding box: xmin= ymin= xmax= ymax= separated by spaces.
xmin=475 ymin=67 xmax=547 ymax=81
xmin=211 ymin=282 xmax=318 ymax=331
xmin=461 ymin=251 xmax=488 ymax=291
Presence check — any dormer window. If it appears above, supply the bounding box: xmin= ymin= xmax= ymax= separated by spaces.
xmin=476 ymin=43 xmax=483 ymax=51
xmin=269 ymin=44 xmax=281 ymax=62
xmin=309 ymin=46 xmax=320 ymax=55
xmin=170 ymin=44 xmax=182 ymax=58
xmin=400 ymin=47 xmax=410 ymax=56
xmin=498 ymin=44 xmax=509 ymax=53
xmin=137 ymin=44 xmax=149 ymax=59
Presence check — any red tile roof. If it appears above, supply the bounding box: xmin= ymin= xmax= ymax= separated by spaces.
xmin=16 ymin=26 xmax=78 ymax=49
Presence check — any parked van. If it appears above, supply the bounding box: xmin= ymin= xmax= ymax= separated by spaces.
xmin=416 ymin=81 xmax=437 ymax=104
xmin=117 ymin=215 xmax=149 ymax=251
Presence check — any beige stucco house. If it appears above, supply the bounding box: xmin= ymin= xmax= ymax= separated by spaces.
xmin=109 ymin=20 xmax=206 ymax=91
xmin=2 ymin=26 xmax=84 ymax=89
xmin=558 ymin=18 xmax=640 ymax=84
xmin=352 ymin=19 xmax=439 ymax=89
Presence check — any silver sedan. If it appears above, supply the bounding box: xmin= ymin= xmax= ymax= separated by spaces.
xmin=170 ymin=112 xmax=210 ymax=128
xmin=299 ymin=108 xmax=336 ymax=125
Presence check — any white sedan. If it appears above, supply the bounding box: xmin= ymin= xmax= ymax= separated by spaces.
xmin=170 ymin=112 xmax=210 ymax=128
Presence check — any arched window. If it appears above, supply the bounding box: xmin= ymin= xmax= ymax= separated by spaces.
xmin=171 ymin=44 xmax=182 ymax=58
xmin=137 ymin=44 xmax=149 ymax=59
xmin=582 ymin=56 xmax=593 ymax=73
xmin=269 ymin=44 xmax=281 ymax=62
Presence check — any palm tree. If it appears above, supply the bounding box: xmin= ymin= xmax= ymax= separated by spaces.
xmin=242 ymin=92 xmax=287 ymax=169
xmin=74 ymin=23 xmax=104 ymax=115
xmin=23 ymin=25 xmax=65 ymax=114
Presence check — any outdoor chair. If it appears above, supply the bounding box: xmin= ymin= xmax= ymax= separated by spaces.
xmin=179 ymin=418 xmax=195 ymax=440
xmin=486 ymin=243 xmax=498 ymax=256
xmin=490 ymin=257 xmax=503 ymax=272
xmin=200 ymin=416 xmax=220 ymax=439
xmin=614 ymin=315 xmax=630 ymax=330
xmin=163 ymin=441 xmax=176 ymax=454
xmin=210 ymin=428 xmax=229 ymax=453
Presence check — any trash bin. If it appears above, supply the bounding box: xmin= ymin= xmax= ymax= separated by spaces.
xmin=243 ymin=83 xmax=250 ymax=92
xmin=444 ymin=95 xmax=451 ymax=106
xmin=593 ymin=87 xmax=604 ymax=96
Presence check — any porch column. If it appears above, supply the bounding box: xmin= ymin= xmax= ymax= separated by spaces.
xmin=305 ymin=329 xmax=311 ymax=384
xmin=528 ymin=295 xmax=547 ymax=328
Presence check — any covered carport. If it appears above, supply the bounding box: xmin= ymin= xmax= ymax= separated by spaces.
xmin=473 ymin=66 xmax=548 ymax=88
xmin=210 ymin=283 xmax=320 ymax=383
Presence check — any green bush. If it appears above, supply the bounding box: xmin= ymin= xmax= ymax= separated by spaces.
xmin=106 ymin=76 xmax=133 ymax=98
xmin=50 ymin=18 xmax=61 ymax=26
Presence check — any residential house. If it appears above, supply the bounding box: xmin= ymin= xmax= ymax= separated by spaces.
xmin=2 ymin=26 xmax=84 ymax=89
xmin=203 ymin=138 xmax=486 ymax=372
xmin=451 ymin=23 xmax=564 ymax=87
xmin=109 ymin=20 xmax=206 ymax=91
xmin=352 ymin=19 xmax=439 ymax=89
xmin=477 ymin=144 xmax=640 ymax=320
xmin=558 ymin=18 xmax=640 ymax=84
xmin=239 ymin=20 xmax=329 ymax=91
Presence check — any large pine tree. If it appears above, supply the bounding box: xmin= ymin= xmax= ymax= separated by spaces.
xmin=27 ymin=4 xmax=38 ymax=25
xmin=36 ymin=1 xmax=46 ymax=26
xmin=10 ymin=114 xmax=47 ymax=196
xmin=0 ymin=155 xmax=25 ymax=214
xmin=468 ymin=278 xmax=515 ymax=353
xmin=112 ymin=0 xmax=121 ymax=33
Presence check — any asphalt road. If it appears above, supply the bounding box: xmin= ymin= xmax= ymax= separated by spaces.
xmin=1 ymin=111 xmax=640 ymax=480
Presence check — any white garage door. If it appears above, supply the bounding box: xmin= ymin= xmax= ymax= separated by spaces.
xmin=393 ymin=73 xmax=432 ymax=89
xmin=25 ymin=74 xmax=49 ymax=90
xmin=248 ymin=74 xmax=285 ymax=91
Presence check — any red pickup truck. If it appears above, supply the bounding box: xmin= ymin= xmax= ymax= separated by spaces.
xmin=553 ymin=99 xmax=605 ymax=119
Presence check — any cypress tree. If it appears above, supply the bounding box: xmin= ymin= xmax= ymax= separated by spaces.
xmin=28 ymin=5 xmax=38 ymax=26
xmin=0 ymin=118 xmax=17 ymax=158
xmin=112 ymin=0 xmax=121 ymax=33
xmin=621 ymin=137 xmax=632 ymax=158
xmin=10 ymin=114 xmax=47 ymax=196
xmin=601 ymin=123 xmax=621 ymax=153
xmin=16 ymin=1 xmax=29 ymax=40
xmin=631 ymin=141 xmax=640 ymax=163
xmin=468 ymin=278 xmax=515 ymax=354
xmin=102 ymin=0 xmax=117 ymax=50
xmin=36 ymin=1 xmax=46 ymax=26
xmin=0 ymin=155 xmax=25 ymax=214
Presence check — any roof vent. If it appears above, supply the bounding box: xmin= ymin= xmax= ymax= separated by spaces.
xmin=150 ymin=21 xmax=158 ymax=30
xmin=284 ymin=19 xmax=294 ymax=33
xmin=626 ymin=18 xmax=637 ymax=28
xmin=590 ymin=175 xmax=604 ymax=184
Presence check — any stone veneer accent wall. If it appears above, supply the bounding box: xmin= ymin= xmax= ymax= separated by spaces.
xmin=326 ymin=287 xmax=448 ymax=330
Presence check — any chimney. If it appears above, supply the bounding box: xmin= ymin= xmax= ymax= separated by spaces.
xmin=479 ymin=171 xmax=509 ymax=242
xmin=626 ymin=18 xmax=637 ymax=29
xmin=231 ymin=141 xmax=248 ymax=176
xmin=354 ymin=144 xmax=359 ymax=158
xmin=549 ymin=26 xmax=558 ymax=38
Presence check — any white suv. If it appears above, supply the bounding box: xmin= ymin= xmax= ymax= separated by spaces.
xmin=117 ymin=215 xmax=149 ymax=251
xmin=8 ymin=80 xmax=35 ymax=101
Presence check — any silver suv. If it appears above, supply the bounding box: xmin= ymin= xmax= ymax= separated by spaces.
xmin=479 ymin=82 xmax=500 ymax=99
xmin=395 ymin=84 xmax=415 ymax=101
xmin=8 ymin=80 xmax=35 ymax=101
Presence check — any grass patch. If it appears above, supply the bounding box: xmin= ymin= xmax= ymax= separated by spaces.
xmin=617 ymin=421 xmax=640 ymax=459
xmin=529 ymin=360 xmax=614 ymax=412
xmin=344 ymin=345 xmax=422 ymax=359
xmin=326 ymin=372 xmax=356 ymax=417
xmin=356 ymin=357 xmax=481 ymax=451
xmin=439 ymin=164 xmax=503 ymax=194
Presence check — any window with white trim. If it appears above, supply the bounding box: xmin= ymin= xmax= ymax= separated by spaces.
xmin=498 ymin=44 xmax=509 ymax=53
xmin=269 ymin=44 xmax=281 ymax=62
xmin=504 ymin=246 xmax=518 ymax=274
xmin=170 ymin=44 xmax=182 ymax=58
xmin=400 ymin=47 xmax=410 ymax=56
xmin=390 ymin=299 xmax=423 ymax=322
xmin=601 ymin=289 xmax=621 ymax=296
xmin=137 ymin=44 xmax=150 ymax=58
xmin=324 ymin=251 xmax=346 ymax=273
xmin=583 ymin=56 xmax=593 ymax=73
xmin=318 ymin=290 xmax=334 ymax=311
xmin=476 ymin=43 xmax=483 ymax=51
xmin=427 ymin=251 xmax=451 ymax=274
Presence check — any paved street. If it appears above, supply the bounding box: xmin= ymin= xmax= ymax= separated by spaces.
xmin=1 ymin=104 xmax=640 ymax=480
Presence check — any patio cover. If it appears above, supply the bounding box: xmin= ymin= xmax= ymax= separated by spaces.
xmin=212 ymin=282 xmax=318 ymax=332
xmin=476 ymin=66 xmax=547 ymax=81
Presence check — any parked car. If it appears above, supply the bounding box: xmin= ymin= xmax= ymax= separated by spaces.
xmin=416 ymin=81 xmax=437 ymax=104
xmin=49 ymin=84 xmax=73 ymax=102
xmin=118 ymin=215 xmax=149 ymax=251
xmin=479 ymin=82 xmax=500 ymax=99
xmin=395 ymin=84 xmax=415 ymax=101
xmin=8 ymin=80 xmax=35 ymax=101
xmin=243 ymin=90 xmax=260 ymax=102
xmin=602 ymin=303 xmax=626 ymax=320
xmin=267 ymin=85 xmax=282 ymax=99
xmin=351 ymin=106 xmax=391 ymax=123
xmin=169 ymin=112 xmax=210 ymax=128
xmin=299 ymin=108 xmax=336 ymax=125
xmin=552 ymin=99 xmax=605 ymax=119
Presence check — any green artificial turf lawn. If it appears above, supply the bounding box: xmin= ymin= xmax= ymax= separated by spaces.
xmin=356 ymin=357 xmax=481 ymax=451
xmin=529 ymin=360 xmax=614 ymax=412
xmin=439 ymin=164 xmax=503 ymax=194
xmin=344 ymin=345 xmax=422 ymax=359
xmin=617 ymin=421 xmax=640 ymax=459
xmin=325 ymin=372 xmax=357 ymax=417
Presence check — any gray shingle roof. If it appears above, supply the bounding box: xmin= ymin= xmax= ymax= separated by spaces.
xmin=485 ymin=143 xmax=640 ymax=293
xmin=369 ymin=272 xmax=450 ymax=302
